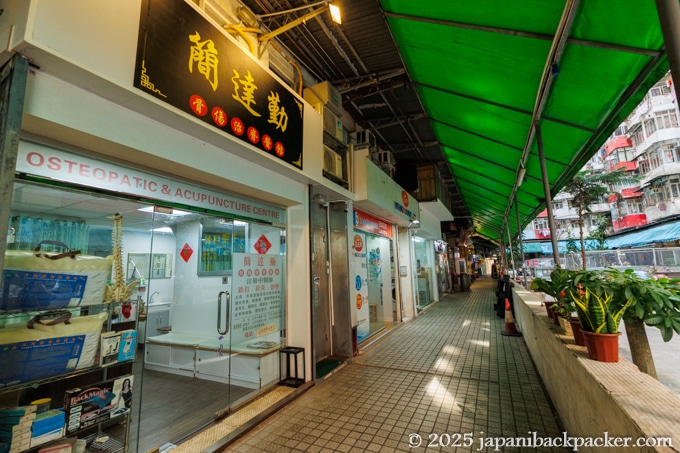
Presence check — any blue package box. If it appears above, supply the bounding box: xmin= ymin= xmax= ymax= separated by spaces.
xmin=0 ymin=336 xmax=87 ymax=387
xmin=1 ymin=270 xmax=87 ymax=311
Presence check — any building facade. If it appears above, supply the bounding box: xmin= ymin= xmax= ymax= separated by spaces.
xmin=0 ymin=1 xmax=455 ymax=451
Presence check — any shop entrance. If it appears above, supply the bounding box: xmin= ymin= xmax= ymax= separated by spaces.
xmin=310 ymin=196 xmax=352 ymax=376
xmin=355 ymin=232 xmax=395 ymax=342
xmin=5 ymin=181 xmax=285 ymax=452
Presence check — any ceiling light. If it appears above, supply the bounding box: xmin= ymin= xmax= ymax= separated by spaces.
xmin=329 ymin=3 xmax=341 ymax=24
xmin=259 ymin=1 xmax=342 ymax=44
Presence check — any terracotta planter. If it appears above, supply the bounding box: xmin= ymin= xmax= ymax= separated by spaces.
xmin=550 ymin=305 xmax=560 ymax=326
xmin=568 ymin=318 xmax=586 ymax=347
xmin=544 ymin=303 xmax=554 ymax=319
xmin=582 ymin=331 xmax=621 ymax=362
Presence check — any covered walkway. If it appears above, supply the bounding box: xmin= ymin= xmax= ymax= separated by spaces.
xmin=225 ymin=277 xmax=565 ymax=452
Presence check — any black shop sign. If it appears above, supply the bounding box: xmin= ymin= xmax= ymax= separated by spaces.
xmin=134 ymin=0 xmax=304 ymax=169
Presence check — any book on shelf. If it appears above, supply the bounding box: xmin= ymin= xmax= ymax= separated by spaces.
xmin=0 ymin=414 xmax=36 ymax=439
xmin=29 ymin=427 xmax=63 ymax=449
xmin=0 ymin=415 xmax=35 ymax=429
xmin=99 ymin=331 xmax=122 ymax=367
xmin=0 ymin=423 xmax=31 ymax=436
xmin=100 ymin=329 xmax=136 ymax=366
xmin=63 ymin=375 xmax=133 ymax=434
xmin=118 ymin=330 xmax=137 ymax=362
xmin=0 ymin=406 xmax=37 ymax=418
xmin=0 ymin=428 xmax=30 ymax=445
xmin=31 ymin=409 xmax=65 ymax=438
xmin=9 ymin=438 xmax=31 ymax=453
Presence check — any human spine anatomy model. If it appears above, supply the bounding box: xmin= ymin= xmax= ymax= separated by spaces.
xmin=104 ymin=213 xmax=138 ymax=303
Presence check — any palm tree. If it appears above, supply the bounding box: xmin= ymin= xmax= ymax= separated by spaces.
xmin=562 ymin=168 xmax=639 ymax=270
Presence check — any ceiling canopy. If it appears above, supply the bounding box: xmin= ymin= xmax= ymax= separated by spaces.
xmin=381 ymin=0 xmax=670 ymax=243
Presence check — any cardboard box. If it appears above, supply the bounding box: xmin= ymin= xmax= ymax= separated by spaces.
xmin=63 ymin=376 xmax=133 ymax=435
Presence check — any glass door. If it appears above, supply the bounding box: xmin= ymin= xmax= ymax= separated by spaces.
xmin=366 ymin=234 xmax=384 ymax=334
xmin=138 ymin=214 xmax=286 ymax=451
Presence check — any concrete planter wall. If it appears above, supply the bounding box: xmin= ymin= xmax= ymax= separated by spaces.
xmin=512 ymin=287 xmax=680 ymax=453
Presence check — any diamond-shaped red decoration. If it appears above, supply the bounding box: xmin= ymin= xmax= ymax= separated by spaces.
xmin=254 ymin=234 xmax=271 ymax=254
xmin=180 ymin=243 xmax=193 ymax=262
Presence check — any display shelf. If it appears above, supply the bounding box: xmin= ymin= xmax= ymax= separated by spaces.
xmin=0 ymin=365 xmax=102 ymax=396
xmin=82 ymin=430 xmax=126 ymax=453
xmin=0 ymin=302 xmax=136 ymax=453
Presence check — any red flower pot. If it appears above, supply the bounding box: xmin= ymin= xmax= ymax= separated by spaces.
xmin=551 ymin=308 xmax=560 ymax=326
xmin=544 ymin=303 xmax=553 ymax=319
xmin=582 ymin=331 xmax=621 ymax=362
xmin=568 ymin=318 xmax=586 ymax=347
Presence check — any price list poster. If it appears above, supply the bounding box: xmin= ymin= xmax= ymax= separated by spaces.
xmin=231 ymin=253 xmax=283 ymax=344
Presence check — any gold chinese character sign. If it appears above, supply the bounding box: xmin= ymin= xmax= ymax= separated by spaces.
xmin=134 ymin=0 xmax=304 ymax=169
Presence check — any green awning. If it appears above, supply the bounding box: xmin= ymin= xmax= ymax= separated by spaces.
xmin=380 ymin=0 xmax=670 ymax=243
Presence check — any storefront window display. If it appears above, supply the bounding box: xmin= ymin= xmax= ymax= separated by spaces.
xmin=3 ymin=169 xmax=286 ymax=452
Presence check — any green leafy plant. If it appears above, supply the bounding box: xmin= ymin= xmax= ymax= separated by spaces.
xmin=530 ymin=267 xmax=572 ymax=298
xmin=600 ymin=268 xmax=680 ymax=341
xmin=590 ymin=267 xmax=680 ymax=377
xmin=530 ymin=267 xmax=577 ymax=317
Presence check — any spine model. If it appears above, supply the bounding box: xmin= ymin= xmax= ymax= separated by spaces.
xmin=104 ymin=213 xmax=138 ymax=303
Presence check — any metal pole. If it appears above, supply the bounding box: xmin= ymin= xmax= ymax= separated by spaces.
xmin=515 ymin=198 xmax=528 ymax=287
xmin=0 ymin=56 xmax=29 ymax=273
xmin=655 ymin=0 xmax=680 ymax=88
xmin=536 ymin=122 xmax=561 ymax=268
xmin=506 ymin=223 xmax=516 ymax=278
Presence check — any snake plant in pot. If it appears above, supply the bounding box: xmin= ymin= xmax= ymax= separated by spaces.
xmin=570 ymin=287 xmax=633 ymax=362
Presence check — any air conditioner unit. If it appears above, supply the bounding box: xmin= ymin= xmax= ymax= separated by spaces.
xmin=304 ymin=81 xmax=343 ymax=116
xmin=323 ymin=106 xmax=344 ymax=143
xmin=352 ymin=130 xmax=377 ymax=151
xmin=323 ymin=145 xmax=344 ymax=180
xmin=372 ymin=149 xmax=396 ymax=168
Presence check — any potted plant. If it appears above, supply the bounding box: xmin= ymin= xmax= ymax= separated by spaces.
xmin=598 ymin=268 xmax=680 ymax=377
xmin=530 ymin=267 xmax=573 ymax=326
xmin=569 ymin=286 xmax=632 ymax=362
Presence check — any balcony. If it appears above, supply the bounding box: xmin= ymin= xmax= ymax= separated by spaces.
xmin=609 ymin=161 xmax=637 ymax=172
xmin=604 ymin=135 xmax=633 ymax=154
xmin=612 ymin=214 xmax=647 ymax=232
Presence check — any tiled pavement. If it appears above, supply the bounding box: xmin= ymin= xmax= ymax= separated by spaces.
xmin=226 ymin=277 xmax=567 ymax=452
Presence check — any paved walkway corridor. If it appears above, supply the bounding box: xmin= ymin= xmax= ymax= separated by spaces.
xmin=227 ymin=277 xmax=566 ymax=452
